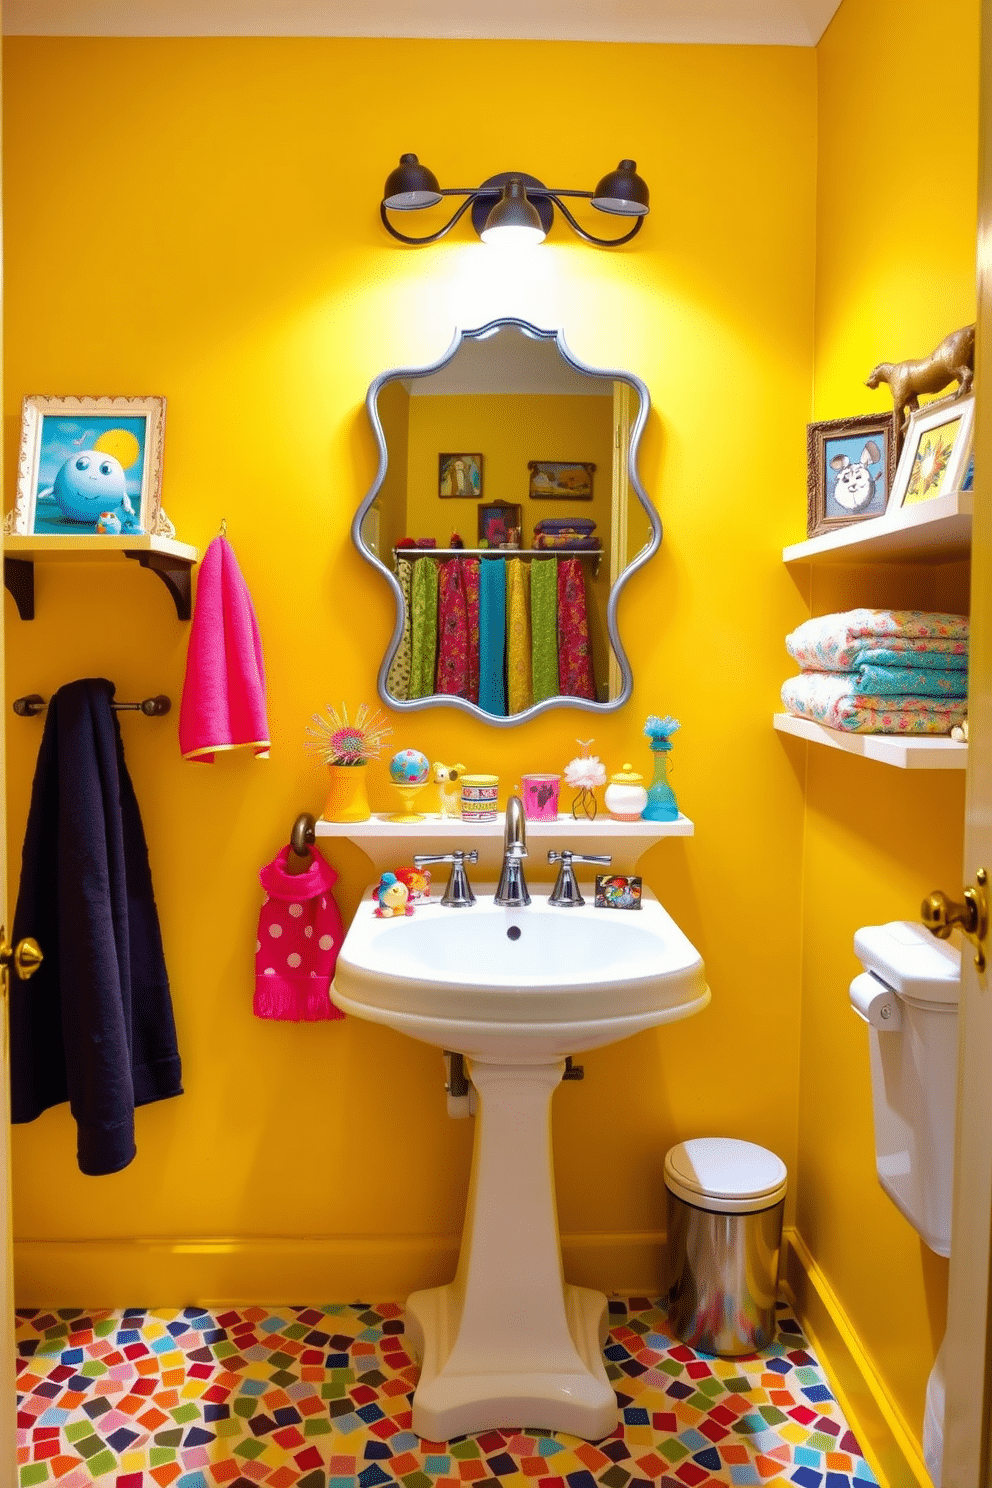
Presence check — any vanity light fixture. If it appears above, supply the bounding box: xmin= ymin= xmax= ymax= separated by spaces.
xmin=380 ymin=156 xmax=650 ymax=247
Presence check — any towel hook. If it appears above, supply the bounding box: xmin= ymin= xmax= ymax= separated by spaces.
xmin=290 ymin=812 xmax=316 ymax=859
xmin=219 ymin=517 xmax=228 ymax=538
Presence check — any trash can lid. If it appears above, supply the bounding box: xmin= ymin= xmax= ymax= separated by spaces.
xmin=664 ymin=1138 xmax=788 ymax=1214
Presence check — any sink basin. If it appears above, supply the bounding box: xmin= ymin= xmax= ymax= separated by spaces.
xmin=331 ymin=880 xmax=709 ymax=1443
xmin=332 ymin=883 xmax=709 ymax=1060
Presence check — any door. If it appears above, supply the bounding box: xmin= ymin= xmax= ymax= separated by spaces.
xmin=942 ymin=3 xmax=992 ymax=1480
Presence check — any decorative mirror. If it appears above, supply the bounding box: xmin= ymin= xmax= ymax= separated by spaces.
xmin=353 ymin=317 xmax=660 ymax=725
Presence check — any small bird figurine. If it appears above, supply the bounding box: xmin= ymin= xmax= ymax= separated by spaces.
xmin=373 ymin=872 xmax=412 ymax=918
xmin=449 ymin=532 xmax=464 ymax=549
xmin=433 ymin=761 xmax=466 ymax=818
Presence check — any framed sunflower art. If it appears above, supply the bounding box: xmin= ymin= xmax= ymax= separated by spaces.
xmin=888 ymin=394 xmax=974 ymax=512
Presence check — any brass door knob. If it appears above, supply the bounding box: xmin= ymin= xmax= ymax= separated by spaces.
xmin=922 ymin=868 xmax=989 ymax=972
xmin=0 ymin=926 xmax=43 ymax=982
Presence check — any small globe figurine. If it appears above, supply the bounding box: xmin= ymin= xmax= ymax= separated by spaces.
xmin=389 ymin=749 xmax=430 ymax=785
xmin=388 ymin=749 xmax=430 ymax=821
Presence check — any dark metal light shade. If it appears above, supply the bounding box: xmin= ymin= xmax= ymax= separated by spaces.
xmin=480 ymin=177 xmax=546 ymax=244
xmin=590 ymin=159 xmax=650 ymax=217
xmin=383 ymin=153 xmax=443 ymax=210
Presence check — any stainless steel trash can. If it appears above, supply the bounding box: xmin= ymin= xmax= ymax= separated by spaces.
xmin=664 ymin=1137 xmax=787 ymax=1356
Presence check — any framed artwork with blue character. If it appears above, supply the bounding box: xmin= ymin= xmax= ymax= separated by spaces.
xmin=8 ymin=394 xmax=169 ymax=539
xmin=806 ymin=410 xmax=897 ymax=539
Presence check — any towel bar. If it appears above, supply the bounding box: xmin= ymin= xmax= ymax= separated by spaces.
xmin=12 ymin=693 xmax=171 ymax=718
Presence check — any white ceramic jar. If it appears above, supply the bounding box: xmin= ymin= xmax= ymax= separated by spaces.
xmin=604 ymin=763 xmax=648 ymax=822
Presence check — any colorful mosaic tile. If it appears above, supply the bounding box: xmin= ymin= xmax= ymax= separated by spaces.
xmin=15 ymin=1300 xmax=879 ymax=1487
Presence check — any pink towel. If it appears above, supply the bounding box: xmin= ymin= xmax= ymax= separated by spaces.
xmin=179 ymin=536 xmax=270 ymax=762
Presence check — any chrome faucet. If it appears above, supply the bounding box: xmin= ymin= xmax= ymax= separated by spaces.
xmin=494 ymin=796 xmax=531 ymax=907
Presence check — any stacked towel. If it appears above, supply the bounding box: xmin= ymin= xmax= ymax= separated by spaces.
xmin=782 ymin=610 xmax=968 ymax=734
xmin=533 ymin=516 xmax=601 ymax=551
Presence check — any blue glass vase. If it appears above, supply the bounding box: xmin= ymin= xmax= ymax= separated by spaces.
xmin=642 ymin=738 xmax=679 ymax=821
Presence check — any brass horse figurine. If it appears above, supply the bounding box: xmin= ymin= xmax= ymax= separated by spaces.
xmin=865 ymin=323 xmax=975 ymax=434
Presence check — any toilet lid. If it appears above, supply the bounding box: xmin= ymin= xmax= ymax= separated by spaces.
xmin=664 ymin=1138 xmax=788 ymax=1214
xmin=854 ymin=921 xmax=960 ymax=1005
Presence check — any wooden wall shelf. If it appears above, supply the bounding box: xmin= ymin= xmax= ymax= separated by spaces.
xmin=3 ymin=534 xmax=199 ymax=620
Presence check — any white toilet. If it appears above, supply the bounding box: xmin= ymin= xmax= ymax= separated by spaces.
xmin=851 ymin=919 xmax=961 ymax=1486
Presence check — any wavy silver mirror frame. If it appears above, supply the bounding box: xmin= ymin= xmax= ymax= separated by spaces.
xmin=353 ymin=317 xmax=661 ymax=726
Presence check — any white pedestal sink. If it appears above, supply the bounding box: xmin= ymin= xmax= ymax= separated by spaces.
xmin=331 ymin=884 xmax=709 ymax=1442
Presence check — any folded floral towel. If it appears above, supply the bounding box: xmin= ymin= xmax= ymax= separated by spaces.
xmin=786 ymin=610 xmax=968 ymax=673
xmin=781 ymin=673 xmax=967 ymax=734
xmin=534 ymin=516 xmax=597 ymax=535
xmin=533 ymin=534 xmax=603 ymax=550
xmin=849 ymin=665 xmax=968 ymax=698
xmin=855 ymin=644 xmax=968 ymax=671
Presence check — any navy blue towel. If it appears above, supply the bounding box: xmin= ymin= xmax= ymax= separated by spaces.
xmin=10 ymin=678 xmax=182 ymax=1175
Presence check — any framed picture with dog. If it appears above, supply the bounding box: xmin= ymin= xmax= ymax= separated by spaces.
xmin=806 ymin=411 xmax=898 ymax=539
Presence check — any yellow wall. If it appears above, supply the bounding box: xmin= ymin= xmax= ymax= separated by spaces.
xmin=797 ymin=0 xmax=978 ymax=1443
xmin=2 ymin=36 xmax=813 ymax=1302
xmin=405 ymin=391 xmax=614 ymax=693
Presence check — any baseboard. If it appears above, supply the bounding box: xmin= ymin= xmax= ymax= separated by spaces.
xmin=782 ymin=1228 xmax=933 ymax=1488
xmin=13 ymin=1230 xmax=666 ymax=1309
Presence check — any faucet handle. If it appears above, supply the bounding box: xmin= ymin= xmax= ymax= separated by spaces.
xmin=413 ymin=850 xmax=478 ymax=908
xmin=547 ymin=849 xmax=612 ymax=908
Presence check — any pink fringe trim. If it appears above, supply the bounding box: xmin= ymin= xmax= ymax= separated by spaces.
xmin=253 ymin=980 xmax=344 ymax=1022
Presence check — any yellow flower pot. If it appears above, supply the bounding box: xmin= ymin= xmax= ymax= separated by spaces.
xmin=323 ymin=763 xmax=371 ymax=823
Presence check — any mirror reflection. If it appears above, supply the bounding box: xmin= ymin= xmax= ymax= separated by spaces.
xmin=354 ymin=319 xmax=660 ymax=724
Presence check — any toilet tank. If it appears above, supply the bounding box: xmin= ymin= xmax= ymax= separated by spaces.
xmin=852 ymin=921 xmax=961 ymax=1257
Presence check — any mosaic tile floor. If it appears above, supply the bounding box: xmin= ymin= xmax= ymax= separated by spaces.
xmin=15 ymin=1298 xmax=879 ymax=1488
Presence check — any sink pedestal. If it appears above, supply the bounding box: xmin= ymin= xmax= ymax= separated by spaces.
xmin=405 ymin=1059 xmax=616 ymax=1441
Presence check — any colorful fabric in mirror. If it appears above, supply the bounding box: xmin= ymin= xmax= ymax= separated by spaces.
xmin=386 ymin=557 xmax=413 ymax=699
xmin=506 ymin=558 xmax=533 ymax=714
xmin=434 ymin=556 xmax=470 ymax=698
xmin=395 ymin=551 xmax=596 ymax=714
xmin=557 ymin=556 xmax=596 ymax=700
xmin=409 ymin=557 xmax=439 ymax=700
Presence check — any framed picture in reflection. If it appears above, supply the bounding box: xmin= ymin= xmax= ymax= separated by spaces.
xmin=477 ymin=500 xmax=521 ymax=548
xmin=439 ymin=452 xmax=482 ymax=498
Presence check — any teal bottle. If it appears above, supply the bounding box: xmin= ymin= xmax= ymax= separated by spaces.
xmin=642 ymin=737 xmax=679 ymax=821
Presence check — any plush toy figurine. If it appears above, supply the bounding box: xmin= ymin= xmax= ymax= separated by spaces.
xmin=373 ymin=872 xmax=413 ymax=918
xmin=432 ymin=761 xmax=466 ymax=818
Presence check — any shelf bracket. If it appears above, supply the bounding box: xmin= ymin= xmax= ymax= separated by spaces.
xmin=123 ymin=549 xmax=194 ymax=620
xmin=3 ymin=557 xmax=35 ymax=620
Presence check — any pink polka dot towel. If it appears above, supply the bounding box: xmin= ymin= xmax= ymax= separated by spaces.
xmin=254 ymin=844 xmax=345 ymax=1021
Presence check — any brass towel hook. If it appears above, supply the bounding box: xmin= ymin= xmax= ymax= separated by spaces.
xmin=286 ymin=813 xmax=317 ymax=875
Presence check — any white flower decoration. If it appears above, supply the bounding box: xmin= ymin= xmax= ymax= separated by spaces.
xmin=563 ymin=755 xmax=606 ymax=790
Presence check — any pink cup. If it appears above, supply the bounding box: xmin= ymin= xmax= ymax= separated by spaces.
xmin=521 ymin=774 xmax=560 ymax=821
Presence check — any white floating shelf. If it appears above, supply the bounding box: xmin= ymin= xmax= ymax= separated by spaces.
xmin=315 ymin=811 xmax=693 ymax=874
xmin=774 ymin=712 xmax=967 ymax=769
xmin=783 ymin=489 xmax=972 ymax=566
xmin=315 ymin=812 xmax=693 ymax=841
